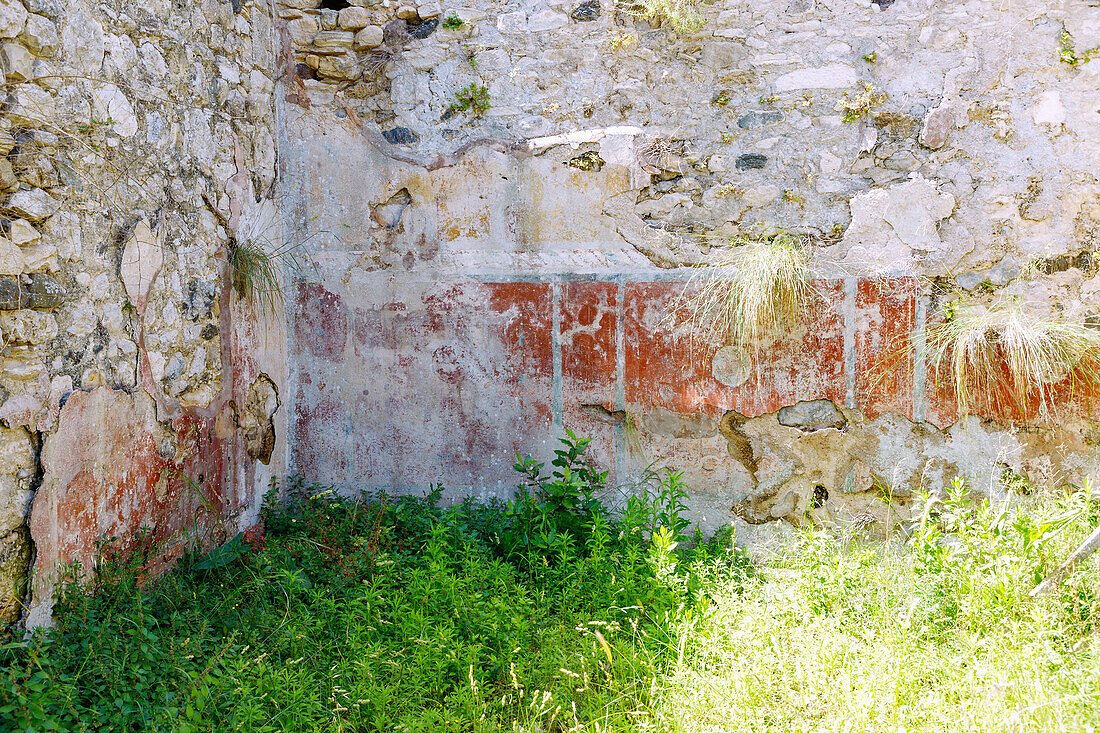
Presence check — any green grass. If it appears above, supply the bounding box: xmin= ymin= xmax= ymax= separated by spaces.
xmin=2 ymin=436 xmax=1100 ymax=732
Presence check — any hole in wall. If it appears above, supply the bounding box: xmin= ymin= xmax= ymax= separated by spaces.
xmin=812 ymin=484 xmax=828 ymax=509
xmin=370 ymin=188 xmax=412 ymax=229
xmin=318 ymin=0 xmax=351 ymax=9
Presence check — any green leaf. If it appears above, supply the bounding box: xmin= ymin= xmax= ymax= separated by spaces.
xmin=190 ymin=534 xmax=247 ymax=571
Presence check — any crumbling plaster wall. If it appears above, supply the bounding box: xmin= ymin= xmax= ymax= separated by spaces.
xmin=281 ymin=0 xmax=1100 ymax=546
xmin=5 ymin=0 xmax=1100 ymax=626
xmin=0 ymin=0 xmax=288 ymax=627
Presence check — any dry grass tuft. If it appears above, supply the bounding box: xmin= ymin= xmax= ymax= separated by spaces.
xmin=927 ymin=299 xmax=1100 ymax=419
xmin=668 ymin=234 xmax=816 ymax=351
xmin=615 ymin=0 xmax=705 ymax=34
xmin=228 ymin=203 xmax=300 ymax=317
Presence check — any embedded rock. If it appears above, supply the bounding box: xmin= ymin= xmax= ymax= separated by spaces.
xmin=777 ymin=400 xmax=847 ymax=432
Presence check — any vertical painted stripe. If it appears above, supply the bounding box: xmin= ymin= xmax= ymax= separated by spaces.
xmin=844 ymin=277 xmax=857 ymax=409
xmin=614 ymin=276 xmax=626 ymax=411
xmin=913 ymin=294 xmax=927 ymax=423
xmin=551 ymin=281 xmax=563 ymax=430
xmin=613 ymin=277 xmax=627 ymax=484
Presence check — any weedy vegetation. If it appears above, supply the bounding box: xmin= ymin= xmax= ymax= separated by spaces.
xmin=615 ymin=0 xmax=705 ymax=35
xmin=926 ymin=298 xmax=1100 ymax=420
xmin=667 ymin=232 xmax=816 ymax=351
xmin=227 ymin=236 xmax=301 ymax=317
xmin=1059 ymin=31 xmax=1100 ymax=66
xmin=3 ymin=433 xmax=1100 ymax=732
xmin=836 ymin=80 xmax=888 ymax=123
xmin=447 ymin=83 xmax=491 ymax=117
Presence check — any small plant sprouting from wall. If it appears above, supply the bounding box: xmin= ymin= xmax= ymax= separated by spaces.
xmin=926 ymin=298 xmax=1100 ymax=420
xmin=566 ymin=150 xmax=605 ymax=171
xmin=836 ymin=81 xmax=887 ymax=123
xmin=442 ymin=13 xmax=465 ymax=29
xmin=607 ymin=29 xmax=638 ymax=51
xmin=1059 ymin=31 xmax=1099 ymax=66
xmin=447 ymin=83 xmax=490 ymax=116
xmin=668 ymin=233 xmax=816 ymax=351
xmin=228 ymin=237 xmax=299 ymax=316
xmin=615 ymin=0 xmax=704 ymax=35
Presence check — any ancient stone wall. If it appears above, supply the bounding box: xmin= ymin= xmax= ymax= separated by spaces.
xmin=0 ymin=0 xmax=286 ymax=626
xmin=280 ymin=0 xmax=1100 ymax=544
xmin=4 ymin=0 xmax=1100 ymax=627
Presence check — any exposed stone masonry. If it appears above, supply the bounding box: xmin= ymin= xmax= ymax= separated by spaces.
xmin=2 ymin=0 xmax=1100 ymax=625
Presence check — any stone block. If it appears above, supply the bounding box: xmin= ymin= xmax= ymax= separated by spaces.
xmin=286 ymin=16 xmax=316 ymax=45
xmin=382 ymin=127 xmax=419 ymax=144
xmin=311 ymin=30 xmax=353 ymax=53
xmin=26 ymin=0 xmax=65 ymax=18
xmin=312 ymin=54 xmax=361 ymax=81
xmin=6 ymin=82 xmax=56 ymax=125
xmin=337 ymin=6 xmax=370 ymax=30
xmin=18 ymin=13 xmax=56 ymax=56
xmin=8 ymin=219 xmax=38 ymax=247
xmin=774 ymin=63 xmax=856 ymax=92
xmin=0 ymin=237 xmax=23 ymax=275
xmin=0 ymin=0 xmax=27 ymax=39
xmin=1 ymin=41 xmax=33 ymax=81
xmin=0 ymin=527 xmax=30 ymax=623
xmin=571 ymin=1 xmax=600 ymax=21
xmin=20 ymin=241 xmax=56 ymax=272
xmin=91 ymin=83 xmax=138 ymax=137
xmin=408 ymin=18 xmax=438 ymax=38
xmin=417 ymin=1 xmax=442 ymax=19
xmin=396 ymin=5 xmax=419 ymax=20
xmin=354 ymin=25 xmax=384 ymax=49
xmin=919 ymin=103 xmax=952 ymax=149
xmin=3 ymin=189 xmax=59 ymax=222
xmin=0 ymin=160 xmax=16 ymax=193
xmin=0 ymin=309 xmax=57 ymax=345
xmin=120 ymin=219 xmax=161 ymax=308
xmin=0 ymin=276 xmax=26 ymax=309
xmin=777 ymin=400 xmax=847 ymax=432
xmin=738 ymin=109 xmax=783 ymax=129
xmin=27 ymin=273 xmax=64 ymax=309
xmin=735 ymin=153 xmax=768 ymax=170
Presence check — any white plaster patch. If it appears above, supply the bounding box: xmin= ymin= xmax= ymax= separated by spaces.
xmin=774 ymin=63 xmax=857 ymax=92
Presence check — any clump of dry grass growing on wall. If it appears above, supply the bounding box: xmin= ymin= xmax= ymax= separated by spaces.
xmin=927 ymin=298 xmax=1100 ymax=419
xmin=616 ymin=0 xmax=705 ymax=34
xmin=669 ymin=234 xmax=816 ymax=351
xmin=227 ymin=202 xmax=301 ymax=317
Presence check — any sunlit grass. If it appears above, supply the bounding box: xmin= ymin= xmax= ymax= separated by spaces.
xmin=926 ymin=298 xmax=1100 ymax=419
xmin=669 ymin=234 xmax=816 ymax=352
xmin=4 ymin=467 xmax=1100 ymax=732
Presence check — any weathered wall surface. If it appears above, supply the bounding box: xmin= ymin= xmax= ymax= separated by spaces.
xmin=6 ymin=0 xmax=1100 ymax=626
xmin=0 ymin=0 xmax=288 ymax=626
xmin=281 ymin=0 xmax=1100 ymax=544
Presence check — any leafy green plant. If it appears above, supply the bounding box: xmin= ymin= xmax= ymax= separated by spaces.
xmin=1059 ymin=30 xmax=1100 ymax=65
xmin=447 ymin=83 xmax=490 ymax=116
xmin=6 ymin=459 xmax=1100 ymax=732
xmin=442 ymin=13 xmax=465 ymax=29
xmin=836 ymin=80 xmax=887 ymax=122
xmin=925 ymin=298 xmax=1100 ymax=419
xmin=668 ymin=232 xmax=816 ymax=351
